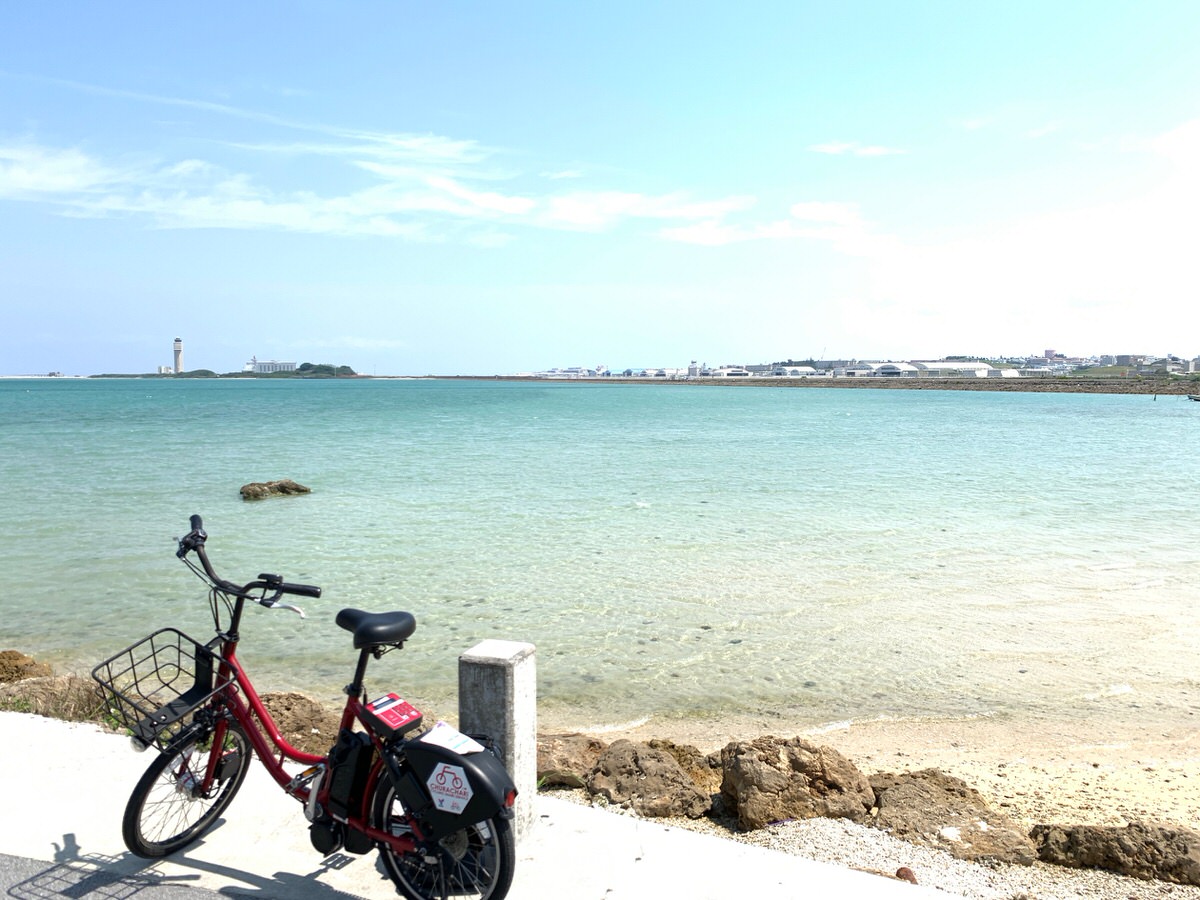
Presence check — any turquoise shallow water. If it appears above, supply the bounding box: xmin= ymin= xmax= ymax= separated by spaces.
xmin=2 ymin=377 xmax=1198 ymax=736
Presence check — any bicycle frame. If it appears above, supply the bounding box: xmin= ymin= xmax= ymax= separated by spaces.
xmin=192 ymin=597 xmax=420 ymax=857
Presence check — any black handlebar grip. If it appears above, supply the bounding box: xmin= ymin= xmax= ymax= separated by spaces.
xmin=279 ymin=582 xmax=322 ymax=598
xmin=177 ymin=514 xmax=207 ymax=558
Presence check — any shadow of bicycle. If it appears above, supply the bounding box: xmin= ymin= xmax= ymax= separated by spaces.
xmin=6 ymin=833 xmax=198 ymax=900
xmin=7 ymin=832 xmax=376 ymax=900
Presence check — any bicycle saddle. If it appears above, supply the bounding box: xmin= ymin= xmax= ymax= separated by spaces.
xmin=335 ymin=608 xmax=417 ymax=649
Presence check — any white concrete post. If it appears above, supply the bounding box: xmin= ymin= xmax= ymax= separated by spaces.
xmin=458 ymin=640 xmax=536 ymax=842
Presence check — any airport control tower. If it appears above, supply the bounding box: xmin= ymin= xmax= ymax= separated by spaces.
xmin=173 ymin=338 xmax=183 ymax=374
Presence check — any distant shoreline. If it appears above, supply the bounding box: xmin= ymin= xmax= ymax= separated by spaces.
xmin=5 ymin=373 xmax=1198 ymax=396
xmin=467 ymin=375 xmax=1200 ymax=396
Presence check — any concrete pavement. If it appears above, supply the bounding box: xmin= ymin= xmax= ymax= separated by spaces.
xmin=0 ymin=712 xmax=950 ymax=899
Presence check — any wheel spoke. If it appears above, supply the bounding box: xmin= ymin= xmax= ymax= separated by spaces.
xmin=122 ymin=724 xmax=252 ymax=858
xmin=372 ymin=779 xmax=513 ymax=900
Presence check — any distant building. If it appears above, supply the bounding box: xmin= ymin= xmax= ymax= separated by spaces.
xmin=837 ymin=363 xmax=877 ymax=377
xmin=173 ymin=338 xmax=183 ymax=374
xmin=243 ymin=356 xmax=297 ymax=374
xmin=913 ymin=361 xmax=993 ymax=377
xmin=874 ymin=362 xmax=919 ymax=377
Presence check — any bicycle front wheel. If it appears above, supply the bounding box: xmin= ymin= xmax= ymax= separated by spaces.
xmin=372 ymin=776 xmax=515 ymax=900
xmin=122 ymin=722 xmax=252 ymax=858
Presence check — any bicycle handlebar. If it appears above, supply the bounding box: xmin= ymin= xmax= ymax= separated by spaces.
xmin=177 ymin=514 xmax=322 ymax=606
xmin=177 ymin=514 xmax=208 ymax=559
xmin=257 ymin=572 xmax=323 ymax=598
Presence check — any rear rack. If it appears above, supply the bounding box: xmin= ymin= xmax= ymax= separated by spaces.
xmin=92 ymin=628 xmax=234 ymax=750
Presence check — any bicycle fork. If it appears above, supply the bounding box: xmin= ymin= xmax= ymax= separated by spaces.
xmin=170 ymin=717 xmax=239 ymax=800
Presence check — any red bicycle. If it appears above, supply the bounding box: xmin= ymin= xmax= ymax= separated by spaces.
xmin=92 ymin=515 xmax=517 ymax=900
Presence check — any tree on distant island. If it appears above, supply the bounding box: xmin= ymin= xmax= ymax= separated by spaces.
xmin=89 ymin=362 xmax=357 ymax=379
xmin=296 ymin=362 xmax=356 ymax=376
xmin=186 ymin=363 xmax=358 ymax=377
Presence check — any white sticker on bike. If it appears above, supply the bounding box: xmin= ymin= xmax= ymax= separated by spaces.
xmin=427 ymin=762 xmax=473 ymax=814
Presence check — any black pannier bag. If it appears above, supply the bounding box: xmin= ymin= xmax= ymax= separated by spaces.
xmin=326 ymin=729 xmax=374 ymax=819
xmin=395 ymin=735 xmax=516 ymax=842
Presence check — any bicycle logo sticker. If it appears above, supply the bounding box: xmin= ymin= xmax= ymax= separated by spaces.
xmin=427 ymin=763 xmax=473 ymax=814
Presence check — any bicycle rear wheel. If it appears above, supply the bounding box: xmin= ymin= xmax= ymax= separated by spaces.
xmin=372 ymin=777 xmax=514 ymax=900
xmin=122 ymin=722 xmax=252 ymax=858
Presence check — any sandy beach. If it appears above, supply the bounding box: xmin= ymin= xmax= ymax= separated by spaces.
xmin=548 ymin=712 xmax=1200 ymax=899
xmin=575 ymin=712 xmax=1200 ymax=832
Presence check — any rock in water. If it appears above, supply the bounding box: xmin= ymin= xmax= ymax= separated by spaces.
xmin=240 ymin=479 xmax=311 ymax=500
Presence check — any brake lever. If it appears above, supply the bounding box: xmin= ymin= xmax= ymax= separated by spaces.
xmin=275 ymin=602 xmax=306 ymax=618
xmin=261 ymin=596 xmax=306 ymax=618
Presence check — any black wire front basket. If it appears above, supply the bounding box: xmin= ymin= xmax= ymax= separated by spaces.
xmin=92 ymin=628 xmax=231 ymax=751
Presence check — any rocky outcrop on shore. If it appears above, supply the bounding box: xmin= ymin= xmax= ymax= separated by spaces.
xmin=588 ymin=739 xmax=710 ymax=818
xmin=1032 ymin=822 xmax=1200 ymax=886
xmin=538 ymin=729 xmax=1200 ymax=887
xmin=870 ymin=769 xmax=1037 ymax=865
xmin=720 ymin=736 xmax=875 ymax=829
xmin=0 ymin=650 xmax=51 ymax=682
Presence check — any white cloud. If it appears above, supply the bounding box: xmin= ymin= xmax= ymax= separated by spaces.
xmin=0 ymin=138 xmax=758 ymax=239
xmin=540 ymin=191 xmax=753 ymax=230
xmin=163 ymin=159 xmax=216 ymax=178
xmin=423 ymin=175 xmax=536 ymax=216
xmin=809 ymin=141 xmax=904 ymax=157
xmin=0 ymin=144 xmax=119 ymax=196
xmin=790 ymin=201 xmax=862 ymax=227
xmin=542 ymin=192 xmax=657 ymax=229
xmin=657 ymin=220 xmax=747 ymax=246
xmin=849 ymin=118 xmax=1200 ymax=352
xmin=29 ymin=75 xmax=487 ymax=166
xmin=1147 ymin=118 xmax=1200 ymax=167
xmin=671 ymin=116 xmax=1200 ymax=353
xmin=8 ymin=70 xmax=1200 ymax=335
xmin=661 ymin=200 xmax=889 ymax=252
xmin=1026 ymin=122 xmax=1062 ymax=139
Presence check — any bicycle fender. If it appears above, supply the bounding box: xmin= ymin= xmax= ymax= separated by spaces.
xmin=391 ymin=738 xmax=516 ymax=841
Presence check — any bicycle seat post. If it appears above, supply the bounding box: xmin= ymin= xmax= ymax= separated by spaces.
xmin=345 ymin=648 xmax=372 ymax=700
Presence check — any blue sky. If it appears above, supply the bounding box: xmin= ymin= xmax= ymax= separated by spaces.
xmin=3 ymin=2 xmax=1199 ymax=375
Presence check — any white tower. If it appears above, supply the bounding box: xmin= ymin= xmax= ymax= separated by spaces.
xmin=173 ymin=338 xmax=183 ymax=374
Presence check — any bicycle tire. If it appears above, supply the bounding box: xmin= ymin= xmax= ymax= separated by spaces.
xmin=122 ymin=722 xmax=252 ymax=858
xmin=372 ymin=774 xmax=515 ymax=900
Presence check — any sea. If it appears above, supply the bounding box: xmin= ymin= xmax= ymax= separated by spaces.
xmin=2 ymin=377 xmax=1198 ymax=741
